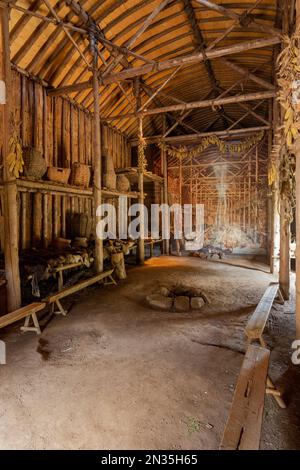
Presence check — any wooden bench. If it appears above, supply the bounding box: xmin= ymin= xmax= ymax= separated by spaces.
xmin=245 ymin=282 xmax=286 ymax=409
xmin=44 ymin=269 xmax=116 ymax=316
xmin=220 ymin=344 xmax=270 ymax=450
xmin=0 ymin=302 xmax=46 ymax=335
xmin=245 ymin=282 xmax=284 ymax=348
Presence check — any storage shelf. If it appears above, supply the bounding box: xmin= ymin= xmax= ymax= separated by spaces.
xmin=0 ymin=178 xmax=141 ymax=199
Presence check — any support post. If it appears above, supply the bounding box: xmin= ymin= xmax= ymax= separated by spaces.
xmin=279 ymin=2 xmax=291 ymax=299
xmin=91 ymin=33 xmax=103 ymax=273
xmin=0 ymin=3 xmax=21 ymax=311
xmin=135 ymin=78 xmax=145 ymax=264
xmin=279 ymin=202 xmax=290 ymax=298
xmin=271 ymin=100 xmax=280 ymax=274
xmin=162 ymin=115 xmax=169 ymax=254
xmin=296 ymin=0 xmax=300 ymax=338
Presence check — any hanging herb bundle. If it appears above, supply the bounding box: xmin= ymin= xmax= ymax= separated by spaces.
xmin=272 ymin=27 xmax=300 ymax=222
xmin=138 ymin=135 xmax=147 ymax=172
xmin=158 ymin=131 xmax=264 ymax=160
xmin=138 ymin=117 xmax=147 ymax=172
xmin=277 ymin=28 xmax=300 ymax=149
xmin=7 ymin=129 xmax=24 ymax=178
xmin=279 ymin=145 xmax=296 ymax=222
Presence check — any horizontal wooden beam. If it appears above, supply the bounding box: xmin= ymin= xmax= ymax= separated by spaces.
xmin=130 ymin=125 xmax=270 ymax=146
xmin=221 ymin=59 xmax=275 ymax=91
xmin=141 ymin=90 xmax=275 ymax=116
xmin=47 ymin=79 xmax=92 ymax=97
xmin=105 ymin=90 xmax=275 ymax=121
xmin=47 ymin=36 xmax=281 ymax=96
xmin=195 ymin=0 xmax=281 ymax=37
xmin=100 ymin=36 xmax=281 ymax=84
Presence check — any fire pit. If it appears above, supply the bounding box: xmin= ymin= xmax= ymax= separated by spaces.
xmin=146 ymin=284 xmax=208 ymax=312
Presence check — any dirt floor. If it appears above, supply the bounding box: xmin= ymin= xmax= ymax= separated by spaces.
xmin=0 ymin=255 xmax=299 ymax=450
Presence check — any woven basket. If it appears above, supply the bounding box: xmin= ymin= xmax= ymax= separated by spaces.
xmin=23 ymin=147 xmax=47 ymax=180
xmin=71 ymin=163 xmax=91 ymax=188
xmin=47 ymin=167 xmax=71 ymax=184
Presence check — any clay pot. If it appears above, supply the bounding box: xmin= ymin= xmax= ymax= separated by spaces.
xmin=116 ymin=174 xmax=130 ymax=193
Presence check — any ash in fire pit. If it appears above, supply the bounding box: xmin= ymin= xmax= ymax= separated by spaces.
xmin=146 ymin=285 xmax=208 ymax=313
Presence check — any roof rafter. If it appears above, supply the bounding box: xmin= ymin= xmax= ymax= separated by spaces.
xmin=47 ymin=35 xmax=280 ymax=96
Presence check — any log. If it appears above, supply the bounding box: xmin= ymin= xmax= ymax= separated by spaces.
xmin=48 ymin=36 xmax=281 ymax=95
xmin=106 ymin=91 xmax=276 ymax=120
xmin=0 ymin=4 xmax=21 ymax=310
xmin=111 ymin=252 xmax=126 ymax=280
xmin=279 ymin=3 xmax=291 ymax=301
xmin=162 ymin=115 xmax=169 ymax=254
xmin=33 ymin=192 xmax=42 ymax=246
xmin=42 ymin=193 xmax=49 ymax=248
xmin=296 ymin=0 xmax=300 ymax=339
xmin=92 ymin=36 xmax=103 ymax=273
xmin=130 ymin=126 xmax=270 ymax=146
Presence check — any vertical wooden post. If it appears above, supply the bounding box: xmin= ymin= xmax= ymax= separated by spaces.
xmin=33 ymin=192 xmax=42 ymax=247
xmin=137 ymin=116 xmax=145 ymax=264
xmin=162 ymin=114 xmax=169 ymax=254
xmin=179 ymin=153 xmax=182 ymax=207
xmin=42 ymin=193 xmax=49 ymax=248
xmin=255 ymin=147 xmax=259 ymax=241
xmin=279 ymin=198 xmax=290 ymax=299
xmin=0 ymin=4 xmax=21 ymax=311
xmin=296 ymin=0 xmax=300 ymax=338
xmin=267 ymin=116 xmax=273 ymax=267
xmin=134 ymin=78 xmax=145 ymax=264
xmin=91 ymin=34 xmax=103 ymax=273
xmin=248 ymin=160 xmax=251 ymax=231
xmin=278 ymin=2 xmax=291 ymax=299
xmin=243 ymin=178 xmax=246 ymax=231
xmin=61 ymin=196 xmax=66 ymax=238
xmin=43 ymin=88 xmax=48 ymax=164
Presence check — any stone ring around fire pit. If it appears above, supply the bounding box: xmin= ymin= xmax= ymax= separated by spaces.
xmin=146 ymin=285 xmax=208 ymax=313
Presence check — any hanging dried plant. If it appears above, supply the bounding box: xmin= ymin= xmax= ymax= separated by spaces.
xmin=277 ymin=28 xmax=300 ymax=149
xmin=138 ymin=135 xmax=147 ymax=172
xmin=279 ymin=145 xmax=296 ymax=223
xmin=138 ymin=117 xmax=147 ymax=172
xmin=272 ymin=27 xmax=300 ymax=222
xmin=158 ymin=131 xmax=265 ymax=160
xmin=7 ymin=129 xmax=24 ymax=178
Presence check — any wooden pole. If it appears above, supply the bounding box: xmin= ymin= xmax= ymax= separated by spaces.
xmin=296 ymin=0 xmax=300 ymax=338
xmin=33 ymin=192 xmax=42 ymax=246
xmin=179 ymin=154 xmax=182 ymax=207
xmin=255 ymin=147 xmax=259 ymax=241
xmin=279 ymin=198 xmax=290 ymax=299
xmin=91 ymin=34 xmax=103 ymax=273
xmin=279 ymin=1 xmax=291 ymax=300
xmin=138 ymin=116 xmax=145 ymax=264
xmin=0 ymin=3 xmax=21 ymax=311
xmin=104 ymin=91 xmax=275 ymax=122
xmin=134 ymin=78 xmax=145 ymax=264
xmin=162 ymin=114 xmax=169 ymax=254
xmin=248 ymin=160 xmax=251 ymax=231
xmin=130 ymin=126 xmax=270 ymax=146
xmin=243 ymin=178 xmax=246 ymax=231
